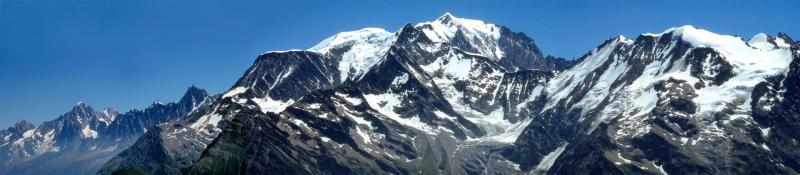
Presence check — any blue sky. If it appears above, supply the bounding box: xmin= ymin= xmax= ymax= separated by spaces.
xmin=1 ymin=0 xmax=798 ymax=127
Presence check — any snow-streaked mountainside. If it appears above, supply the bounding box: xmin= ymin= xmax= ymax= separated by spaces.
xmin=508 ymin=26 xmax=799 ymax=174
xmin=0 ymin=86 xmax=211 ymax=175
xmin=8 ymin=13 xmax=795 ymax=175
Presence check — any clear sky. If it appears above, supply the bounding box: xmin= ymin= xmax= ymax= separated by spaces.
xmin=1 ymin=0 xmax=798 ymax=128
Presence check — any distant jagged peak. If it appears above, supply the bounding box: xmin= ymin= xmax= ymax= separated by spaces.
xmin=102 ymin=107 xmax=117 ymax=113
xmin=69 ymin=101 xmax=95 ymax=115
xmin=74 ymin=101 xmax=89 ymax=108
xmin=100 ymin=107 xmax=118 ymax=125
xmin=185 ymin=84 xmax=204 ymax=93
xmin=180 ymin=85 xmax=209 ymax=104
xmin=12 ymin=119 xmax=35 ymax=131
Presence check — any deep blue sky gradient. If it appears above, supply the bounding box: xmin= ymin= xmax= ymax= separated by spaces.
xmin=1 ymin=0 xmax=798 ymax=127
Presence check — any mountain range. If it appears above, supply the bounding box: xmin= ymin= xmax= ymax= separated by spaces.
xmin=3 ymin=13 xmax=798 ymax=174
xmin=0 ymin=86 xmax=212 ymax=174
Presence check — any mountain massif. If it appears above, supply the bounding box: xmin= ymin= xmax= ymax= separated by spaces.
xmin=4 ymin=13 xmax=798 ymax=175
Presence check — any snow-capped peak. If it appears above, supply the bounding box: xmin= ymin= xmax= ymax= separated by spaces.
xmin=12 ymin=119 xmax=35 ymax=131
xmin=74 ymin=101 xmax=89 ymax=108
xmin=415 ymin=13 xmax=504 ymax=59
xmin=308 ymin=28 xmax=391 ymax=52
xmin=748 ymin=33 xmax=776 ymax=50
xmin=642 ymin=25 xmax=697 ymax=36
xmin=416 ymin=13 xmax=500 ymax=42
xmin=642 ymin=25 xmax=750 ymax=49
xmin=439 ymin=12 xmax=455 ymax=21
xmin=70 ymin=102 xmax=94 ymax=116
xmin=434 ymin=12 xmax=456 ymax=26
xmin=100 ymin=108 xmax=117 ymax=126
xmin=749 ymin=33 xmax=770 ymax=43
xmin=616 ymin=35 xmax=634 ymax=44
xmin=308 ymin=27 xmax=396 ymax=82
xmin=748 ymin=32 xmax=793 ymax=50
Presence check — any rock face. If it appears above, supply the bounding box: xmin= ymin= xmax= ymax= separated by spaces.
xmin=0 ymin=86 xmax=211 ymax=175
xmin=95 ymin=14 xmax=798 ymax=175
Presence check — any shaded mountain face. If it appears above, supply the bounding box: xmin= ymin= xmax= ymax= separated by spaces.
xmin=98 ymin=13 xmax=797 ymax=175
xmin=0 ymin=86 xmax=211 ymax=175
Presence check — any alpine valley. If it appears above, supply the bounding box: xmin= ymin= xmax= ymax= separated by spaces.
xmin=3 ymin=13 xmax=798 ymax=175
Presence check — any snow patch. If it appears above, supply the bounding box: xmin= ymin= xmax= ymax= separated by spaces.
xmin=223 ymin=87 xmax=247 ymax=98
xmin=760 ymin=127 xmax=771 ymax=138
xmin=363 ymin=92 xmax=437 ymax=134
xmin=252 ymin=96 xmax=295 ymax=113
xmin=531 ymin=143 xmax=569 ymax=174
xmin=320 ymin=136 xmax=331 ymax=143
xmin=22 ymin=129 xmax=35 ymax=138
xmin=336 ymin=92 xmax=363 ymax=105
xmin=12 ymin=129 xmax=36 ymax=147
xmin=616 ymin=152 xmax=633 ymax=165
xmin=191 ymin=114 xmax=223 ymax=130
xmin=761 ymin=143 xmax=771 ymax=151
xmin=348 ymin=113 xmax=373 ymax=129
xmin=432 ymin=110 xmax=457 ymax=120
xmin=35 ymin=130 xmax=59 ymax=154
xmin=354 ymin=127 xmax=372 ymax=144
xmin=81 ymin=126 xmax=98 ymax=139
xmin=654 ymin=161 xmax=669 ymax=175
